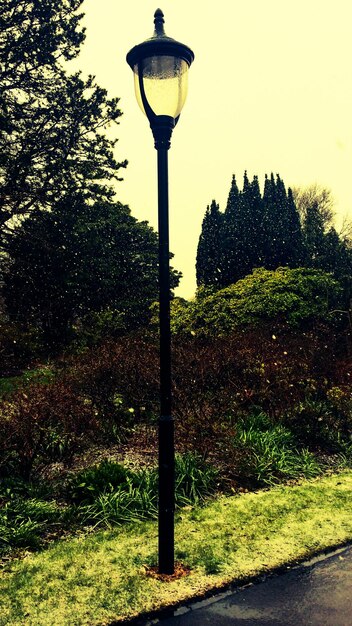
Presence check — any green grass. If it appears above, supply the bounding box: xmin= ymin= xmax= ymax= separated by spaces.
xmin=0 ymin=366 xmax=54 ymax=398
xmin=0 ymin=455 xmax=219 ymax=558
xmin=1 ymin=470 xmax=352 ymax=626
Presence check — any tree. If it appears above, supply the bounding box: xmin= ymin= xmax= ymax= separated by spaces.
xmin=222 ymin=173 xmax=262 ymax=285
xmin=197 ymin=172 xmax=306 ymax=289
xmin=0 ymin=0 xmax=127 ymax=234
xmin=292 ymin=184 xmax=352 ymax=304
xmin=262 ymin=174 xmax=303 ymax=269
xmin=302 ymin=201 xmax=326 ymax=267
xmin=222 ymin=175 xmax=240 ymax=285
xmin=292 ymin=184 xmax=335 ymax=230
xmin=2 ymin=195 xmax=181 ymax=350
xmin=196 ymin=200 xmax=224 ymax=287
xmin=235 ymin=171 xmax=263 ymax=279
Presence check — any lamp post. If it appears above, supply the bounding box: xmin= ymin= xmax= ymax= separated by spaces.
xmin=127 ymin=9 xmax=194 ymax=575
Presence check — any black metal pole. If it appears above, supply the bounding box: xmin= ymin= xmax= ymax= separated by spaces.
xmin=153 ymin=118 xmax=175 ymax=575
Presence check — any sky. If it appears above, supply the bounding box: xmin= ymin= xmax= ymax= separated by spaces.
xmin=71 ymin=0 xmax=352 ymax=299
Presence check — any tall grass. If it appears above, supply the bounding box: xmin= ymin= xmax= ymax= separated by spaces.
xmin=71 ymin=454 xmax=219 ymax=528
xmin=0 ymin=454 xmax=219 ymax=558
xmin=234 ymin=412 xmax=322 ymax=485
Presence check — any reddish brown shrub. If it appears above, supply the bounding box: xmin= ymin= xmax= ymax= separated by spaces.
xmin=0 ymin=380 xmax=99 ymax=479
xmin=2 ymin=323 xmax=348 ymax=479
xmin=61 ymin=335 xmax=160 ymax=423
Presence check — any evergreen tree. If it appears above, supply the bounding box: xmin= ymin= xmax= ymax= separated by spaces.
xmin=222 ymin=172 xmax=264 ymax=285
xmin=249 ymin=174 xmax=264 ymax=266
xmin=262 ymin=174 xmax=303 ymax=269
xmin=196 ymin=200 xmax=223 ymax=287
xmin=222 ymin=174 xmax=242 ymax=285
xmin=0 ymin=0 xmax=127 ymax=235
xmin=313 ymin=227 xmax=352 ymax=307
xmin=262 ymin=173 xmax=279 ymax=269
xmin=2 ymin=195 xmax=180 ymax=350
xmin=286 ymin=187 xmax=304 ymax=266
xmin=302 ymin=201 xmax=326 ymax=267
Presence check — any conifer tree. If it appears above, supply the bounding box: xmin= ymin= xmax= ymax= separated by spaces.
xmin=222 ymin=175 xmax=240 ymax=285
xmin=303 ymin=201 xmax=326 ymax=266
xmin=196 ymin=200 xmax=223 ymax=287
xmin=322 ymin=228 xmax=352 ymax=306
xmin=234 ymin=171 xmax=258 ymax=279
xmin=286 ymin=187 xmax=304 ymax=266
xmin=262 ymin=173 xmax=279 ymax=269
xmin=249 ymin=174 xmax=264 ymax=266
xmin=262 ymin=174 xmax=303 ymax=269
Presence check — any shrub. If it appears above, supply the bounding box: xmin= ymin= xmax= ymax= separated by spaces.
xmin=0 ymin=380 xmax=99 ymax=479
xmin=170 ymin=267 xmax=342 ymax=337
xmin=285 ymin=388 xmax=352 ymax=449
xmin=174 ymin=453 xmax=219 ymax=506
xmin=61 ymin=335 xmax=159 ymax=426
xmin=0 ymin=320 xmax=44 ymax=375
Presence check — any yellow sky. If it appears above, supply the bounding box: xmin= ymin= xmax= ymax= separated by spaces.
xmin=71 ymin=0 xmax=352 ymax=298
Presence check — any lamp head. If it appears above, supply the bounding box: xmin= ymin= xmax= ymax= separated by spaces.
xmin=126 ymin=9 xmax=194 ymax=141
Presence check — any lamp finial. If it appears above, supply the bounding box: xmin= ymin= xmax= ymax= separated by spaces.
xmin=154 ymin=9 xmax=166 ymax=37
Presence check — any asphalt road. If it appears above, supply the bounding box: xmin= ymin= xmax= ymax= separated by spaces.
xmin=142 ymin=545 xmax=352 ymax=626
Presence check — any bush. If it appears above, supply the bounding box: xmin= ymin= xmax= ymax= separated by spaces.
xmin=285 ymin=387 xmax=352 ymax=449
xmin=170 ymin=267 xmax=342 ymax=337
xmin=61 ymin=335 xmax=159 ymax=426
xmin=0 ymin=380 xmax=99 ymax=479
xmin=0 ymin=320 xmax=44 ymax=375
xmin=1 ymin=320 xmax=349 ymax=482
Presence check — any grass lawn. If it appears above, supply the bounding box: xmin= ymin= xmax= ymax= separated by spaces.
xmin=1 ymin=470 xmax=352 ymax=626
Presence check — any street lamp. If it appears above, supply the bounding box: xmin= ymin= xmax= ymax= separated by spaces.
xmin=127 ymin=9 xmax=194 ymax=575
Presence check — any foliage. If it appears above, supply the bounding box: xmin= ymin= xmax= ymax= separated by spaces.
xmin=68 ymin=454 xmax=218 ymax=514
xmin=174 ymin=453 xmax=219 ymax=506
xmin=262 ymin=174 xmax=303 ymax=270
xmin=0 ymin=0 xmax=127 ymax=232
xmin=0 ymin=454 xmax=218 ymax=558
xmin=0 ymin=320 xmax=350 ymax=482
xmin=0 ymin=319 xmax=46 ymax=375
xmin=285 ymin=387 xmax=352 ymax=450
xmin=68 ymin=460 xmax=136 ymax=505
xmin=196 ymin=172 xmax=303 ymax=288
xmin=0 ymin=496 xmax=64 ymax=552
xmin=171 ymin=267 xmax=342 ymax=337
xmin=233 ymin=412 xmax=321 ymax=485
xmin=196 ymin=175 xmax=352 ymax=299
xmin=0 ymin=379 xmax=99 ymax=479
xmin=196 ymin=199 xmax=224 ymax=287
xmin=0 ymin=366 xmax=54 ymax=397
xmin=60 ymin=335 xmax=160 ymax=425
xmin=2 ymin=198 xmax=181 ymax=352
xmin=292 ymin=184 xmax=335 ymax=228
